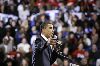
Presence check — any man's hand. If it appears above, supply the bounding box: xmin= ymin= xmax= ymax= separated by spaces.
xmin=50 ymin=39 xmax=57 ymax=45
xmin=48 ymin=38 xmax=57 ymax=45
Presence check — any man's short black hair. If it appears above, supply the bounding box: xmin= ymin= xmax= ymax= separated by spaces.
xmin=40 ymin=21 xmax=52 ymax=30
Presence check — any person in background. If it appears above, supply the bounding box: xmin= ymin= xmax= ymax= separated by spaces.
xmin=79 ymin=58 xmax=88 ymax=66
xmin=63 ymin=59 xmax=69 ymax=66
xmin=17 ymin=37 xmax=30 ymax=54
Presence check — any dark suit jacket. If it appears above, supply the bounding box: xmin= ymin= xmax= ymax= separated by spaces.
xmin=32 ymin=35 xmax=57 ymax=66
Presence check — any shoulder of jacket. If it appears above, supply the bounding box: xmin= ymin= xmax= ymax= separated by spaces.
xmin=35 ymin=38 xmax=42 ymax=43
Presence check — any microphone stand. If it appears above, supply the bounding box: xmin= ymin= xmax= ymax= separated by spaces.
xmin=53 ymin=37 xmax=80 ymax=66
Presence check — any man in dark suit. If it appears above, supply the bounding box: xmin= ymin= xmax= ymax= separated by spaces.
xmin=32 ymin=21 xmax=58 ymax=66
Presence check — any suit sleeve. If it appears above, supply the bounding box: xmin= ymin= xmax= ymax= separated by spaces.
xmin=50 ymin=50 xmax=58 ymax=65
xmin=35 ymin=38 xmax=48 ymax=51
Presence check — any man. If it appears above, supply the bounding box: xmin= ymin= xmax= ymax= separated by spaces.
xmin=32 ymin=21 xmax=58 ymax=66
xmin=32 ymin=21 xmax=79 ymax=66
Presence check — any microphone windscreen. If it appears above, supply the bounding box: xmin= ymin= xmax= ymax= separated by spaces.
xmin=53 ymin=35 xmax=57 ymax=39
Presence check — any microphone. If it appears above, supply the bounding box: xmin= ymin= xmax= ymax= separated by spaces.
xmin=52 ymin=35 xmax=62 ymax=45
xmin=52 ymin=35 xmax=57 ymax=40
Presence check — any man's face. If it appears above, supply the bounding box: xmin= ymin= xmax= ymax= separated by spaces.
xmin=63 ymin=60 xmax=69 ymax=66
xmin=43 ymin=24 xmax=54 ymax=38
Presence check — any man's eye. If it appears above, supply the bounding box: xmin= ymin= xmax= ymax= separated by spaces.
xmin=49 ymin=27 xmax=52 ymax=29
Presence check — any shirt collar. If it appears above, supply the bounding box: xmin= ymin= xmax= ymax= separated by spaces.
xmin=41 ymin=33 xmax=48 ymax=41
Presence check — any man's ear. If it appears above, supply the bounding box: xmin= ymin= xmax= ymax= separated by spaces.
xmin=40 ymin=23 xmax=46 ymax=32
xmin=40 ymin=22 xmax=45 ymax=29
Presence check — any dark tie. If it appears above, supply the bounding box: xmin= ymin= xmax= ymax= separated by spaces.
xmin=48 ymin=45 xmax=52 ymax=59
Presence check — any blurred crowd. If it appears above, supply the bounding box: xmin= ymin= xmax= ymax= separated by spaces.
xmin=0 ymin=0 xmax=100 ymax=66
